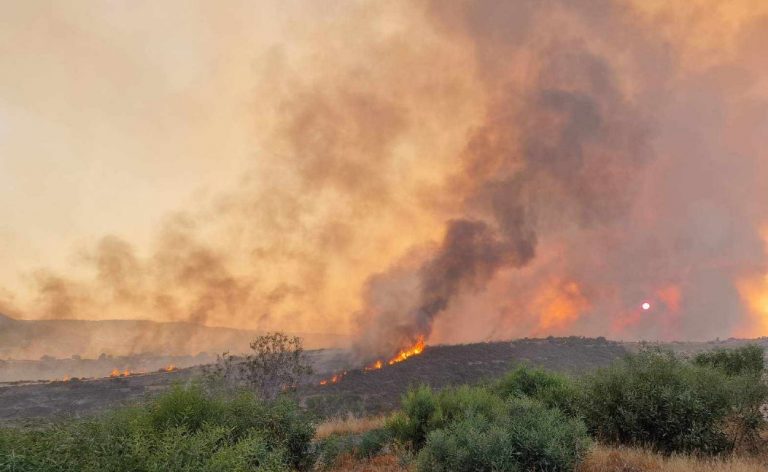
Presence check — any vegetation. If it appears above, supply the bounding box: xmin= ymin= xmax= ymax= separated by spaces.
xmin=692 ymin=344 xmax=765 ymax=376
xmin=386 ymin=385 xmax=591 ymax=471
xmin=0 ymin=385 xmax=315 ymax=472
xmin=492 ymin=364 xmax=581 ymax=416
xmin=205 ymin=332 xmax=313 ymax=400
xmin=580 ymin=346 xmax=768 ymax=454
xmin=3 ymin=342 xmax=768 ymax=471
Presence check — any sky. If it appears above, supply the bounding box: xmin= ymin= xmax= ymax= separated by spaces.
xmin=1 ymin=1 xmax=768 ymax=357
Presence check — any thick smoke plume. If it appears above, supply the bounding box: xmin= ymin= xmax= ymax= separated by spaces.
xmin=1 ymin=0 xmax=768 ymax=359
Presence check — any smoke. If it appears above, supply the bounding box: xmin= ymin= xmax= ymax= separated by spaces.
xmin=2 ymin=0 xmax=768 ymax=359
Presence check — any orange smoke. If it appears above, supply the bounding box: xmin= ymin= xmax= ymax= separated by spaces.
xmin=533 ymin=281 xmax=590 ymax=334
xmin=736 ymin=227 xmax=768 ymax=336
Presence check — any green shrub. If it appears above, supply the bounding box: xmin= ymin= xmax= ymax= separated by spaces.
xmin=314 ymin=434 xmax=357 ymax=469
xmin=356 ymin=428 xmax=391 ymax=459
xmin=692 ymin=345 xmax=765 ymax=376
xmin=0 ymin=385 xmax=314 ymax=471
xmin=493 ymin=364 xmax=581 ymax=416
xmin=581 ymin=348 xmax=747 ymax=454
xmin=416 ymin=397 xmax=590 ymax=472
xmin=388 ymin=384 xmax=589 ymax=471
xmin=386 ymin=385 xmax=441 ymax=448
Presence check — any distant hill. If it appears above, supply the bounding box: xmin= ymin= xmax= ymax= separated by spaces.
xmin=0 ymin=313 xmax=350 ymax=360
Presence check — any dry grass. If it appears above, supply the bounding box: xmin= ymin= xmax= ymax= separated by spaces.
xmin=326 ymin=453 xmax=408 ymax=472
xmin=577 ymin=445 xmax=768 ymax=472
xmin=315 ymin=414 xmax=388 ymax=439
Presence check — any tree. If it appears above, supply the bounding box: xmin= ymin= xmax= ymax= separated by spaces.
xmin=205 ymin=332 xmax=313 ymax=400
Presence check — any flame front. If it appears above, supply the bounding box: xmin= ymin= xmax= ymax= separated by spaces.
xmin=319 ymin=337 xmax=427 ymax=386
xmin=387 ymin=336 xmax=425 ymax=365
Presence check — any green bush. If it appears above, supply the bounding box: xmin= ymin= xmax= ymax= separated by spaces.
xmin=416 ymin=397 xmax=590 ymax=472
xmin=388 ymin=385 xmax=589 ymax=471
xmin=580 ymin=348 xmax=763 ymax=454
xmin=356 ymin=428 xmax=391 ymax=459
xmin=692 ymin=344 xmax=765 ymax=376
xmin=493 ymin=364 xmax=581 ymax=416
xmin=387 ymin=385 xmax=442 ymax=448
xmin=0 ymin=385 xmax=315 ymax=471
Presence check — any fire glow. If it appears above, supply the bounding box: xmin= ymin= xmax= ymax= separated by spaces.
xmin=319 ymin=371 xmax=347 ymax=386
xmin=110 ymin=368 xmax=131 ymax=378
xmin=319 ymin=336 xmax=426 ymax=386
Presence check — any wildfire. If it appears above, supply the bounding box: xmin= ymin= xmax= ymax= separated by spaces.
xmin=62 ymin=375 xmax=70 ymax=382
xmin=319 ymin=371 xmax=347 ymax=385
xmin=163 ymin=364 xmax=176 ymax=372
xmin=319 ymin=337 xmax=426 ymax=386
xmin=387 ymin=336 xmax=425 ymax=365
xmin=110 ymin=368 xmax=132 ymax=378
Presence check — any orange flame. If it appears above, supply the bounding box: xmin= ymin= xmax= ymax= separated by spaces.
xmin=319 ymin=371 xmax=347 ymax=386
xmin=387 ymin=336 xmax=425 ymax=365
xmin=319 ymin=337 xmax=426 ymax=386
xmin=110 ymin=368 xmax=131 ymax=377
xmin=62 ymin=375 xmax=70 ymax=382
xmin=163 ymin=364 xmax=176 ymax=372
xmin=364 ymin=360 xmax=383 ymax=371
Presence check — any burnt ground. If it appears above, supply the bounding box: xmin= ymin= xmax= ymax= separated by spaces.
xmin=0 ymin=337 xmax=627 ymax=424
xmin=301 ymin=337 xmax=626 ymax=417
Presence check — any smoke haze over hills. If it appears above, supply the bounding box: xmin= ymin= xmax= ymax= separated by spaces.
xmin=1 ymin=1 xmax=768 ymax=359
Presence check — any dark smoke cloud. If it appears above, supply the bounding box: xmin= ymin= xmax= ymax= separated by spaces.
xmin=355 ymin=0 xmax=657 ymax=359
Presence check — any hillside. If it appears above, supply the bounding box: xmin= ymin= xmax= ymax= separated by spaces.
xmin=0 ymin=337 xmax=627 ymax=423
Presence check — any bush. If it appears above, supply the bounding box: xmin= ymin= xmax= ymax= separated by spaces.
xmin=357 ymin=428 xmax=391 ymax=459
xmin=692 ymin=345 xmax=765 ymax=376
xmin=387 ymin=385 xmax=442 ymax=448
xmin=314 ymin=434 xmax=357 ymax=469
xmin=388 ymin=385 xmax=590 ymax=471
xmin=493 ymin=364 xmax=581 ymax=416
xmin=0 ymin=385 xmax=315 ymax=471
xmin=416 ymin=397 xmax=590 ymax=472
xmin=580 ymin=348 xmax=760 ymax=454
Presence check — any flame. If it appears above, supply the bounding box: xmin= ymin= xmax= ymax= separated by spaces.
xmin=319 ymin=337 xmax=426 ymax=386
xmin=163 ymin=364 xmax=176 ymax=372
xmin=110 ymin=368 xmax=131 ymax=378
xmin=387 ymin=336 xmax=425 ymax=365
xmin=62 ymin=375 xmax=70 ymax=382
xmin=319 ymin=371 xmax=347 ymax=386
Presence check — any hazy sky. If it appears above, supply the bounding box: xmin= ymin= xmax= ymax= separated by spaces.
xmin=2 ymin=1 xmax=768 ymax=353
xmin=0 ymin=1 xmax=291 ymax=291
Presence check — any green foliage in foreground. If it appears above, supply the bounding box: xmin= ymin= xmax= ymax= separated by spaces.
xmin=387 ymin=385 xmax=590 ymax=472
xmin=581 ymin=347 xmax=768 ymax=454
xmin=0 ymin=385 xmax=315 ymax=472
xmin=492 ymin=364 xmax=581 ymax=416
